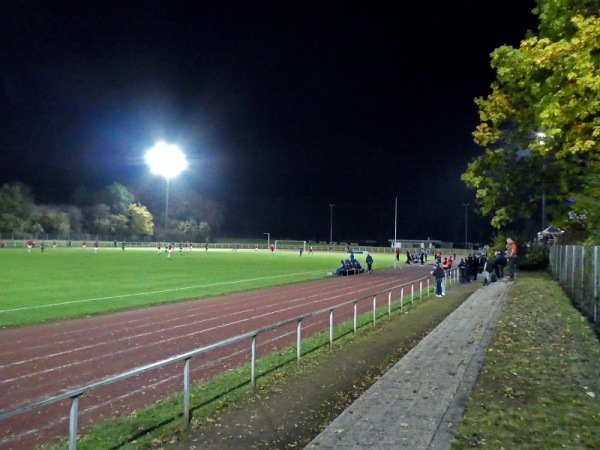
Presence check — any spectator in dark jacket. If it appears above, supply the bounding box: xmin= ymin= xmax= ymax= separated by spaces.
xmin=431 ymin=263 xmax=445 ymax=297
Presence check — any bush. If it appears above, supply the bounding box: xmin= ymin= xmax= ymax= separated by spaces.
xmin=519 ymin=243 xmax=549 ymax=270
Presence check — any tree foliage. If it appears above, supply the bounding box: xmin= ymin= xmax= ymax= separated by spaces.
xmin=101 ymin=182 xmax=135 ymax=215
xmin=33 ymin=205 xmax=71 ymax=234
xmin=0 ymin=179 xmax=226 ymax=240
xmin=128 ymin=203 xmax=154 ymax=236
xmin=463 ymin=1 xmax=600 ymax=241
xmin=0 ymin=183 xmax=35 ymax=233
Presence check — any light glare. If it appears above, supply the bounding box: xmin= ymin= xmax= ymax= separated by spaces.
xmin=145 ymin=141 xmax=188 ymax=179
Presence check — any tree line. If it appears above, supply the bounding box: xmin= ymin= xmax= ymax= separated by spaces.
xmin=463 ymin=0 xmax=600 ymax=245
xmin=0 ymin=181 xmax=223 ymax=241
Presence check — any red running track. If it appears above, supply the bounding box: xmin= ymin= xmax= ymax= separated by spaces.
xmin=0 ymin=263 xmax=435 ymax=449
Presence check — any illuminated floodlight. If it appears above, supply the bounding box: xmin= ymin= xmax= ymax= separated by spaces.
xmin=145 ymin=141 xmax=188 ymax=179
xmin=145 ymin=142 xmax=188 ymax=234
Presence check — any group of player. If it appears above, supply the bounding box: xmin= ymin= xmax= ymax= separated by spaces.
xmin=333 ymin=251 xmax=373 ymax=275
xmin=26 ymin=239 xmax=102 ymax=253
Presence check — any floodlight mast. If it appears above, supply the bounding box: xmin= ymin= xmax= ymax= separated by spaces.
xmin=462 ymin=203 xmax=469 ymax=249
xmin=145 ymin=142 xmax=188 ymax=236
xmin=329 ymin=204 xmax=335 ymax=247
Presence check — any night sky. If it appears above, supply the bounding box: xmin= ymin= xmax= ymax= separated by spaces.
xmin=0 ymin=1 xmax=539 ymax=244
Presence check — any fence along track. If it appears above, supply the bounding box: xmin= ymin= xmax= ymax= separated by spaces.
xmin=549 ymin=244 xmax=600 ymax=324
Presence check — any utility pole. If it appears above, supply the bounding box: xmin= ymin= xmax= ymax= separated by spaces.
xmin=394 ymin=196 xmax=398 ymax=268
xmin=329 ymin=204 xmax=335 ymax=247
xmin=462 ymin=203 xmax=469 ymax=249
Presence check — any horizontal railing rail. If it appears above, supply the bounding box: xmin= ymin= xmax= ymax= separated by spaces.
xmin=0 ymin=269 xmax=457 ymax=449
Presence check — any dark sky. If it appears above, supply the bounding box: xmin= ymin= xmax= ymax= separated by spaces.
xmin=0 ymin=1 xmax=539 ymax=244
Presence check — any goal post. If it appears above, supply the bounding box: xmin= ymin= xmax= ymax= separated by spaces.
xmin=274 ymin=240 xmax=306 ymax=252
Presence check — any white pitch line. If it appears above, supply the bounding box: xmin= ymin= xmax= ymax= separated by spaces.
xmin=0 ymin=271 xmax=325 ymax=313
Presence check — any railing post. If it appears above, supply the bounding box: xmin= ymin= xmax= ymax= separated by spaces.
xmin=353 ymin=302 xmax=358 ymax=335
xmin=251 ymin=335 xmax=257 ymax=390
xmin=183 ymin=358 xmax=191 ymax=429
xmin=329 ymin=310 xmax=334 ymax=350
xmin=388 ymin=290 xmax=392 ymax=318
xmin=411 ymin=284 xmax=414 ymax=304
xmin=296 ymin=320 xmax=302 ymax=368
xmin=372 ymin=296 xmax=377 ymax=326
xmin=400 ymin=287 xmax=404 ymax=310
xmin=419 ymin=281 xmax=423 ymax=301
xmin=69 ymin=396 xmax=79 ymax=450
xmin=427 ymin=279 xmax=430 ymax=296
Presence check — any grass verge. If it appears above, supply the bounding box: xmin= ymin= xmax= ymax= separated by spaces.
xmin=452 ymin=272 xmax=600 ymax=449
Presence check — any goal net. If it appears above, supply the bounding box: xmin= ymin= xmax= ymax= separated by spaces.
xmin=274 ymin=240 xmax=306 ymax=252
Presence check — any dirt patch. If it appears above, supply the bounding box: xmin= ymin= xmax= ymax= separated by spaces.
xmin=165 ymin=282 xmax=480 ymax=449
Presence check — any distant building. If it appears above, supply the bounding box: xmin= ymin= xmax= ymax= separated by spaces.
xmin=389 ymin=238 xmax=450 ymax=249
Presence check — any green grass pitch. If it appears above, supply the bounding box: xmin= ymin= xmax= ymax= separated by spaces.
xmin=0 ymin=247 xmax=377 ymax=328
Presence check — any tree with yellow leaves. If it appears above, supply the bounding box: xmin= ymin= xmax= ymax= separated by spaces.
xmin=463 ymin=0 xmax=600 ymax=242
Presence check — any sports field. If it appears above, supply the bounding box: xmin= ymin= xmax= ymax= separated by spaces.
xmin=0 ymin=247 xmax=382 ymax=328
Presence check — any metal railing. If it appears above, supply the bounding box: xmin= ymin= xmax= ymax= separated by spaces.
xmin=549 ymin=244 xmax=600 ymax=323
xmin=0 ymin=269 xmax=457 ymax=449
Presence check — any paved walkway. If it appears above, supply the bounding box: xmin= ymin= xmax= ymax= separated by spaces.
xmin=305 ymin=281 xmax=510 ymax=450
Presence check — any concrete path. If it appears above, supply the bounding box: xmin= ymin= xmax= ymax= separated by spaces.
xmin=305 ymin=281 xmax=510 ymax=449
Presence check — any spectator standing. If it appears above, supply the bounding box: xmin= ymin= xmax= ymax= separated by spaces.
xmin=483 ymin=254 xmax=497 ymax=286
xmin=506 ymin=238 xmax=518 ymax=280
xmin=366 ymin=253 xmax=373 ymax=273
xmin=470 ymin=254 xmax=479 ymax=281
xmin=494 ymin=251 xmax=506 ymax=279
xmin=458 ymin=258 xmax=467 ymax=283
xmin=432 ymin=263 xmax=445 ymax=297
xmin=441 ymin=267 xmax=447 ymax=296
xmin=395 ymin=248 xmax=400 ymax=262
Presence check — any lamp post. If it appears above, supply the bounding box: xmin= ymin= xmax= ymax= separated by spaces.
xmin=462 ymin=203 xmax=469 ymax=249
xmin=536 ymin=132 xmax=547 ymax=230
xmin=264 ymin=232 xmax=270 ymax=249
xmin=329 ymin=204 xmax=335 ymax=247
xmin=145 ymin=142 xmax=188 ymax=235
